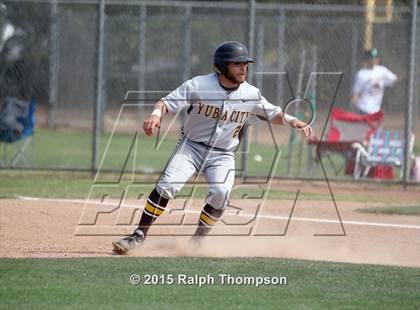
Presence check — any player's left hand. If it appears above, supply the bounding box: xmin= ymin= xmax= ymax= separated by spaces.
xmin=290 ymin=119 xmax=313 ymax=138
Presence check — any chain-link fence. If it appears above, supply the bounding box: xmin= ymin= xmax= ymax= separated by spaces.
xmin=0 ymin=0 xmax=418 ymax=183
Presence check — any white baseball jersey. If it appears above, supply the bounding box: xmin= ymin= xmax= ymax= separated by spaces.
xmin=352 ymin=65 xmax=397 ymax=114
xmin=161 ymin=73 xmax=281 ymax=151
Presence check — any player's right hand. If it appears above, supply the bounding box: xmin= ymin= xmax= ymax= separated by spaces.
xmin=142 ymin=115 xmax=161 ymax=136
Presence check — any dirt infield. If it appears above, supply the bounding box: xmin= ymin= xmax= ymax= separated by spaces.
xmin=1 ymin=181 xmax=419 ymax=267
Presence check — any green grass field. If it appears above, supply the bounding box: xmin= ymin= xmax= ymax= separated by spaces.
xmin=356 ymin=205 xmax=420 ymax=216
xmin=0 ymin=257 xmax=418 ymax=309
xmin=0 ymin=170 xmax=378 ymax=202
xmin=2 ymin=129 xmax=419 ymax=309
xmin=1 ymin=128 xmax=351 ymax=179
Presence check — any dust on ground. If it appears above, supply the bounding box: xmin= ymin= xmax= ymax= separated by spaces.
xmin=1 ymin=181 xmax=419 ymax=267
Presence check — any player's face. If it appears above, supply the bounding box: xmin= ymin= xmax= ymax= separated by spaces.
xmin=225 ymin=61 xmax=248 ymax=84
xmin=364 ymin=58 xmax=376 ymax=68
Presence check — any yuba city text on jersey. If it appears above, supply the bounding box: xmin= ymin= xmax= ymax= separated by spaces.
xmin=197 ymin=102 xmax=251 ymax=123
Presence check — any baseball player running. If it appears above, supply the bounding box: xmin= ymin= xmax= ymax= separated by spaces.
xmin=112 ymin=41 xmax=312 ymax=254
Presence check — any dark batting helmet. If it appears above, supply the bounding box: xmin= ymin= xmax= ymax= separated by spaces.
xmin=213 ymin=41 xmax=254 ymax=74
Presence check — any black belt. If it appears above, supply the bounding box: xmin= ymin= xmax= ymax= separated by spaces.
xmin=195 ymin=141 xmax=230 ymax=152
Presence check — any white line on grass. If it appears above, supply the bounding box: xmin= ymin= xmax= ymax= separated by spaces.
xmin=17 ymin=196 xmax=420 ymax=230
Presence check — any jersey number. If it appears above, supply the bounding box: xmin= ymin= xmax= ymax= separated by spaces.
xmin=232 ymin=125 xmax=242 ymax=138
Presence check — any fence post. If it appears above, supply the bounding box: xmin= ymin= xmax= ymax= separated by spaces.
xmin=276 ymin=7 xmax=286 ymax=177
xmin=276 ymin=8 xmax=285 ymax=106
xmin=182 ymin=5 xmax=191 ymax=82
xmin=92 ymin=0 xmax=106 ymax=173
xmin=48 ymin=0 xmax=59 ymax=128
xmin=241 ymin=0 xmax=256 ymax=179
xmin=404 ymin=0 xmax=418 ymax=184
xmin=138 ymin=4 xmax=146 ymax=115
xmin=247 ymin=0 xmax=255 ymax=85
xmin=100 ymin=25 xmax=107 ymax=132
xmin=254 ymin=23 xmax=264 ymax=144
xmin=287 ymin=48 xmax=306 ymax=176
xmin=350 ymin=24 xmax=359 ymax=109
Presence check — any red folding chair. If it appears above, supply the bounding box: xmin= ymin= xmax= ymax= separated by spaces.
xmin=307 ymin=108 xmax=383 ymax=176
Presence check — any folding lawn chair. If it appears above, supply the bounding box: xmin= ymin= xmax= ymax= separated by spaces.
xmin=352 ymin=130 xmax=415 ymax=180
xmin=0 ymin=97 xmax=36 ymax=167
xmin=307 ymin=107 xmax=383 ymax=175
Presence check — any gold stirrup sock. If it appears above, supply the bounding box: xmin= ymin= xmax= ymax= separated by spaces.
xmin=137 ymin=188 xmax=169 ymax=236
xmin=194 ymin=203 xmax=224 ymax=237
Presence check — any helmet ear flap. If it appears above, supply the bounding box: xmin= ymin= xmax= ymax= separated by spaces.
xmin=214 ymin=62 xmax=228 ymax=75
